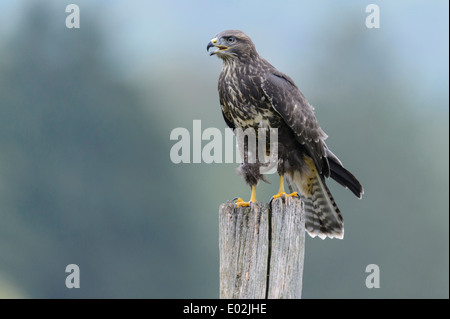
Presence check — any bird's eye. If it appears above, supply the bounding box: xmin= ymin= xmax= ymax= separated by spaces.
xmin=227 ymin=36 xmax=236 ymax=44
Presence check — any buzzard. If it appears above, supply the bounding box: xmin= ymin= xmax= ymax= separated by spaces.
xmin=207 ymin=30 xmax=363 ymax=239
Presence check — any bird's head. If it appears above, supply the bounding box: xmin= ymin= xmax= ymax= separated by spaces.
xmin=207 ymin=30 xmax=257 ymax=62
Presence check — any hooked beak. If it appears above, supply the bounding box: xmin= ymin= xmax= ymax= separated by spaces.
xmin=207 ymin=37 xmax=229 ymax=56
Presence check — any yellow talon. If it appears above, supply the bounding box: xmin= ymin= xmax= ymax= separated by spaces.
xmin=272 ymin=191 xmax=298 ymax=199
xmin=272 ymin=175 xmax=298 ymax=200
xmin=235 ymin=198 xmax=250 ymax=208
xmin=234 ymin=186 xmax=257 ymax=208
xmin=289 ymin=191 xmax=298 ymax=197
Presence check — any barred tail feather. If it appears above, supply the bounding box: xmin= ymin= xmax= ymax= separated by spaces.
xmin=287 ymin=172 xmax=344 ymax=240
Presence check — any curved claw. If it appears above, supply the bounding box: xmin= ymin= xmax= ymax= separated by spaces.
xmin=234 ymin=198 xmax=251 ymax=208
xmin=272 ymin=191 xmax=298 ymax=201
xmin=234 ymin=186 xmax=257 ymax=208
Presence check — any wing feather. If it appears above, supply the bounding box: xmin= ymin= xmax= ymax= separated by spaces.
xmin=218 ymin=76 xmax=235 ymax=130
xmin=261 ymin=71 xmax=329 ymax=176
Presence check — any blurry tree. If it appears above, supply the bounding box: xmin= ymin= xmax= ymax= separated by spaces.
xmin=0 ymin=4 xmax=206 ymax=298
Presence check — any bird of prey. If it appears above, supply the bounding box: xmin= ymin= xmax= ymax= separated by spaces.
xmin=207 ymin=30 xmax=363 ymax=239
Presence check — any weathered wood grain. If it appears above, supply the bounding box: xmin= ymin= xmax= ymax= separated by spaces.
xmin=266 ymin=196 xmax=304 ymax=299
xmin=219 ymin=201 xmax=269 ymax=299
xmin=219 ymin=197 xmax=304 ymax=299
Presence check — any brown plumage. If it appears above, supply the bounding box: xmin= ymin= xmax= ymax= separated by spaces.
xmin=207 ymin=30 xmax=363 ymax=239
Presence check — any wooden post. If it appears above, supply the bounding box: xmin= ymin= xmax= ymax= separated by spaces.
xmin=219 ymin=196 xmax=305 ymax=299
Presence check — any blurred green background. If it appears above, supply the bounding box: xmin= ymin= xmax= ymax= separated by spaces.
xmin=0 ymin=0 xmax=448 ymax=298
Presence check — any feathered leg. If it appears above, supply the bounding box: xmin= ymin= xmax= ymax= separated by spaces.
xmin=235 ymin=162 xmax=265 ymax=208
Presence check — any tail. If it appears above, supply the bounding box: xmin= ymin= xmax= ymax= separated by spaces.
xmin=326 ymin=148 xmax=364 ymax=198
xmin=287 ymin=169 xmax=344 ymax=240
xmin=286 ymin=151 xmax=363 ymax=240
